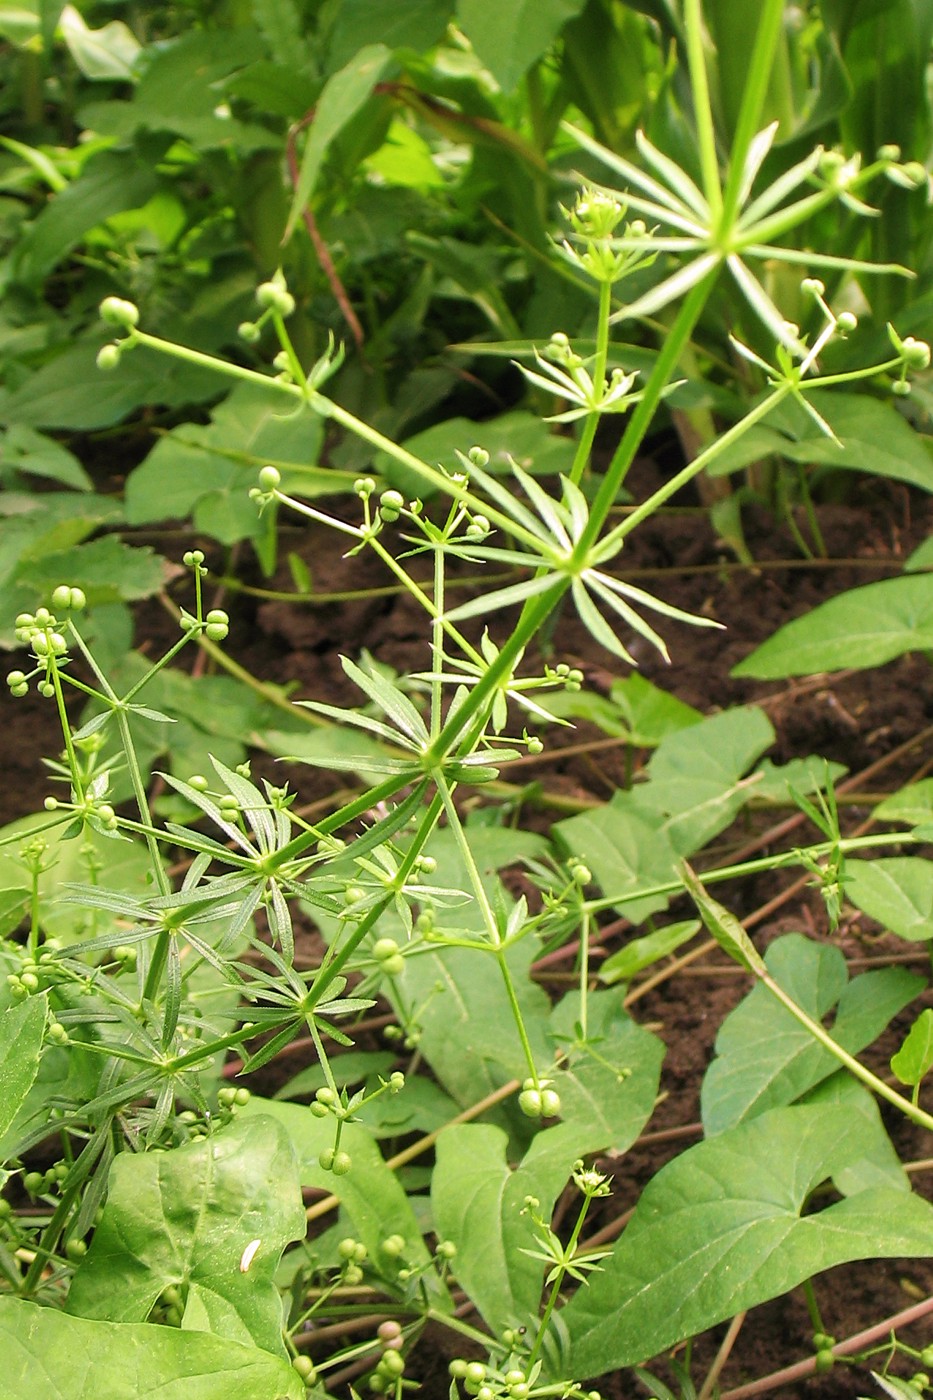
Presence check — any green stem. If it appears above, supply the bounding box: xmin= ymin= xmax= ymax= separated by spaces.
xmin=761 ymin=969 xmax=933 ymax=1133
xmin=719 ymin=0 xmax=788 ymax=228
xmin=683 ymin=0 xmax=722 ymax=223
xmin=579 ymin=267 xmax=719 ymax=555
xmin=527 ymin=1195 xmax=592 ymax=1370
xmin=569 ymin=279 xmax=613 ymax=487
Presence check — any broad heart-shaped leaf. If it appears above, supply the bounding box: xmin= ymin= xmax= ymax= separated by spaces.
xmin=844 ymin=857 xmax=933 ymax=941
xmin=306 ymin=826 xmax=553 ymax=1111
xmin=555 ymin=706 xmax=774 ymax=921
xmin=560 ymin=1104 xmax=933 ymax=1379
xmin=238 ymin=1098 xmax=437 ymax=1287
xmin=706 ymin=390 xmax=933 ymax=492
xmin=432 ymin=990 xmax=663 ymax=1332
xmin=125 ymin=382 xmax=328 ymax=541
xmin=0 ymin=1297 xmax=303 ymax=1400
xmin=66 ymin=1116 xmax=304 ymax=1357
xmin=875 ymin=778 xmax=933 ymax=828
xmin=0 ymin=994 xmax=46 ymax=1140
xmin=732 ymin=575 xmax=933 ymax=679
xmin=456 ymin=0 xmax=587 ymax=91
xmin=329 ymin=0 xmax=455 ymax=68
xmin=891 ymin=1008 xmax=933 ymax=1087
xmin=701 ymin=934 xmax=922 ymax=1134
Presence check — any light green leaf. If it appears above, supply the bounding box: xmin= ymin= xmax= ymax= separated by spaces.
xmin=555 ymin=706 xmax=773 ymax=920
xmin=561 ymin=1104 xmax=933 ymax=1377
xmin=1 ymin=425 xmax=91 ymax=490
xmin=0 ymin=994 xmax=47 ymax=1140
xmin=732 ymin=575 xmax=933 ymax=678
xmin=59 ymin=4 xmax=141 ymax=80
xmin=875 ymin=779 xmax=933 ymax=828
xmin=456 ymin=0 xmax=586 ymax=92
xmin=891 ymin=1009 xmax=933 ymax=1088
xmin=681 ymin=862 xmax=765 ymax=975
xmin=0 ymin=1296 xmax=303 ymax=1400
xmin=701 ymin=934 xmax=922 ymax=1133
xmin=16 ymin=535 xmax=165 ymax=606
xmin=706 ymin=391 xmax=933 ymax=492
xmin=329 ymin=0 xmax=454 ymax=68
xmin=10 ymin=150 xmax=157 ymax=286
xmin=125 ymin=382 xmax=330 ymax=539
xmin=66 ymin=1115 xmax=304 ymax=1357
xmin=0 ymin=815 xmax=153 ymax=944
xmin=845 ymin=857 xmax=933 ymax=942
xmin=239 ymin=1098 xmax=433 ymax=1279
xmin=600 ymin=920 xmax=701 ymax=984
xmin=285 ymin=44 xmax=393 ymax=239
xmin=432 ymin=1123 xmax=568 ymax=1329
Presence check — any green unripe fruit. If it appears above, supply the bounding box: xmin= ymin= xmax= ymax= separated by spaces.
xmin=518 ymin=1088 xmax=542 ymax=1118
xmin=258 ymin=465 xmax=281 ymax=492
xmin=234 ymin=1087 xmax=250 ymax=1106
xmin=188 ymin=774 xmax=209 ymax=791
xmin=373 ymin=938 xmax=399 ymax=960
xmin=539 ymin=1088 xmax=561 ymax=1117
xmin=6 ymin=671 xmax=26 ymax=689
xmin=814 ymin=1350 xmax=835 ymax=1374
xmin=183 ymin=550 xmax=205 ymax=568
xmin=238 ymin=321 xmax=261 ymax=343
xmin=65 ymin=1238 xmax=87 ymax=1261
xmin=99 ymin=296 xmax=139 ymax=329
xmin=293 ymin=1355 xmax=316 ymax=1381
xmin=95 ymin=336 xmax=122 ymax=372
xmin=449 ymin=1360 xmax=468 ymax=1379
xmin=315 ymin=1087 xmax=337 ymax=1106
xmin=204 ymin=609 xmax=229 ymax=642
xmin=378 ymin=1320 xmax=402 ymax=1343
xmin=381 ymin=1234 xmax=405 ymax=1258
xmin=47 ymin=1023 xmax=68 ymax=1045
xmin=381 ymin=955 xmax=405 ymax=977
xmin=379 ymin=1350 xmax=405 ymax=1378
xmin=332 ymin=1151 xmax=351 ymax=1175
xmin=379 ymin=489 xmax=405 ymax=522
xmin=337 ymin=1237 xmax=360 ymax=1260
xmin=464 ymin=1363 xmax=486 ymax=1385
xmin=19 ymin=972 xmax=39 ymax=992
xmin=23 ymin=1171 xmax=44 ymax=1195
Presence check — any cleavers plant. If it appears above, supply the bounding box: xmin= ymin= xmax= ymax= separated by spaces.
xmin=2 ymin=4 xmax=933 ymax=1399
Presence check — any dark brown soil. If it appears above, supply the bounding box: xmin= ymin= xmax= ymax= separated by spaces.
xmin=3 ymin=470 xmax=933 ymax=1399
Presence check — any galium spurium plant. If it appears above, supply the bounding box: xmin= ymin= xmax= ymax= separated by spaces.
xmin=3 ymin=4 xmax=933 ymax=1398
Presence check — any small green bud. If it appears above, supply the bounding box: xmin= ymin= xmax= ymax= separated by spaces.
xmin=183 ymin=550 xmax=205 ymax=568
xmin=258 ymin=465 xmax=281 ymax=492
xmin=467 ymin=446 xmax=489 ymax=468
xmin=835 ymin=311 xmax=857 ymax=333
xmin=238 ymin=321 xmax=261 ymax=343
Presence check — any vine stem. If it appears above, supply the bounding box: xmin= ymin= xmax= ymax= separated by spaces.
xmin=719 ymin=1293 xmax=933 ymax=1399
